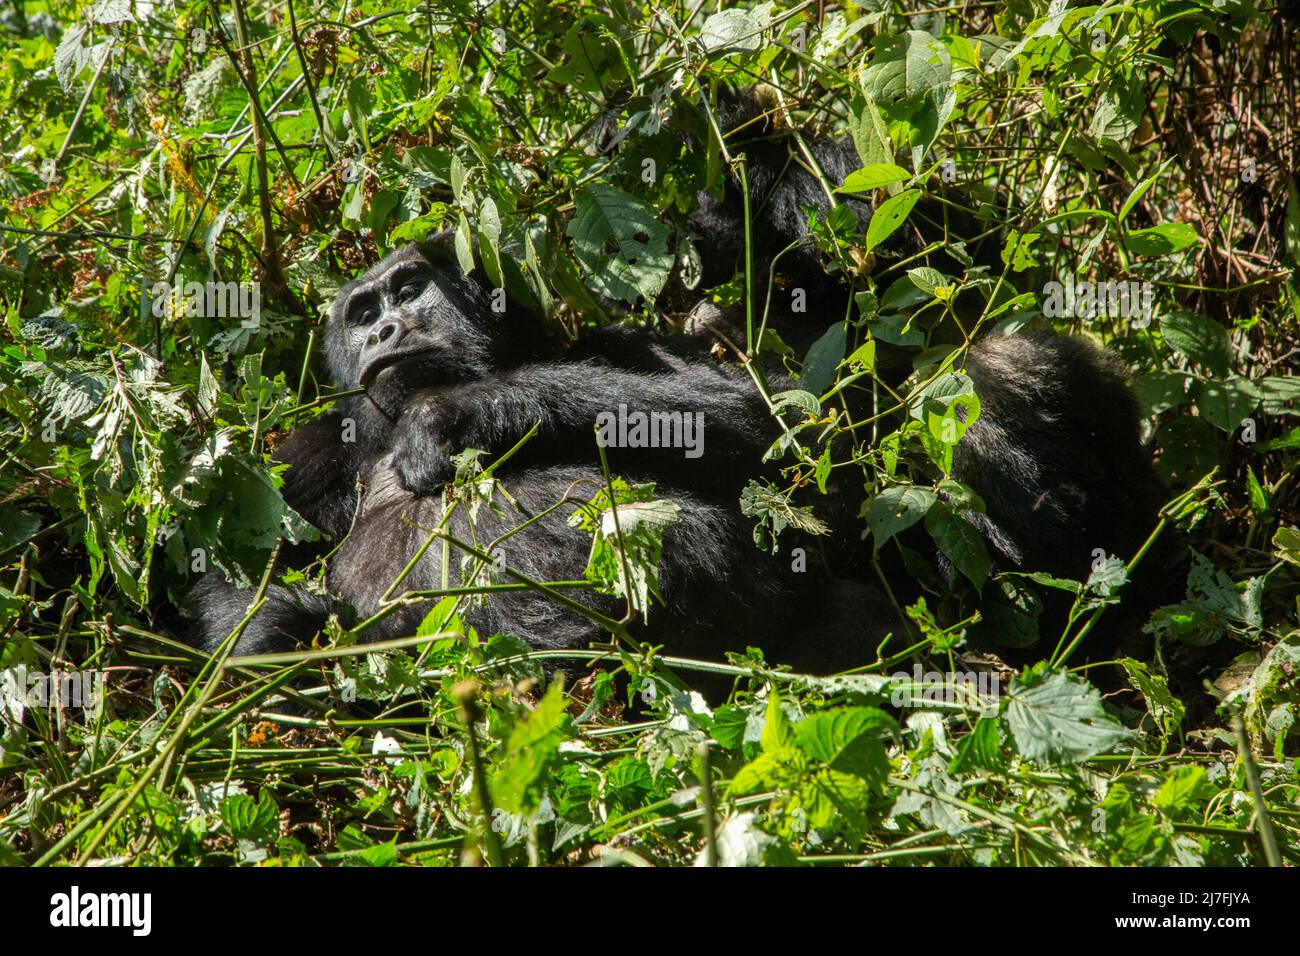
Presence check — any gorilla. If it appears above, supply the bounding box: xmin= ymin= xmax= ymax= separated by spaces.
xmin=661 ymin=85 xmax=1169 ymax=650
xmin=188 ymin=89 xmax=1168 ymax=670
xmin=189 ymin=240 xmax=892 ymax=672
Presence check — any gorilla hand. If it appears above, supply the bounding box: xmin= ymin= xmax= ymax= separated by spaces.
xmin=390 ymin=391 xmax=469 ymax=494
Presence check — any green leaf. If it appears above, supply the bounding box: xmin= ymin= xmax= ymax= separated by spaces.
xmin=730 ymin=747 xmax=806 ymax=795
xmin=769 ymin=389 xmax=821 ymax=417
xmin=760 ymin=689 xmax=795 ymax=753
xmin=1120 ymin=659 xmax=1185 ymax=740
xmin=1118 ymin=159 xmax=1175 ymax=222
xmin=1004 ymin=669 xmax=1131 ymax=764
xmin=861 ymin=30 xmax=952 ymax=115
xmin=699 ymin=9 xmax=763 ymax=54
xmin=566 ymin=184 xmax=672 ymax=304
xmin=697 ymin=812 xmax=800 ymax=867
xmin=389 ymin=204 xmax=449 ymax=245
xmin=1245 ymin=466 xmax=1270 ymax=517
xmin=740 ymin=480 xmax=831 ymax=551
xmin=1133 ymin=370 xmax=1191 ymax=416
xmin=1257 ymin=427 xmax=1300 ymax=452
xmin=848 ymin=93 xmax=894 ymax=168
xmin=1089 ymin=76 xmax=1144 ymax=142
xmin=912 ymin=372 xmax=981 ymax=445
xmin=219 ymin=790 xmax=279 ymax=845
xmin=358 ymin=839 xmax=399 ymax=867
xmin=846 ymin=338 xmax=876 ymax=372
xmin=867 ymin=485 xmax=937 ymax=546
xmin=1000 ymin=230 xmax=1039 ymax=272
xmin=346 ymin=78 xmax=374 ymax=151
xmin=1161 ymin=311 xmax=1232 ymax=375
xmin=54 ymin=24 xmax=94 ymax=92
xmin=1195 ymin=375 xmax=1260 ymax=432
xmin=492 ymin=680 xmax=573 ymax=814
xmin=926 ymin=503 xmax=990 ymax=591
xmin=864 ymin=189 xmax=921 ymax=253
xmin=1125 ymin=223 xmax=1198 ymax=257
xmin=570 ymin=482 xmax=681 ymax=619
xmin=793 ymin=707 xmax=895 ymax=788
xmin=838 ymin=164 xmax=911 ymax=193
xmin=1153 ymin=766 xmax=1206 ymax=814
xmin=906 ymin=266 xmax=948 ymax=297
xmin=799 ymin=322 xmax=847 ymax=397
xmin=949 ymin=717 xmax=1005 ymax=773
xmin=1087 ymin=555 xmax=1128 ymax=597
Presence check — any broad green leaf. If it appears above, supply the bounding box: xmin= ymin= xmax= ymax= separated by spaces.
xmin=867 ymin=485 xmax=937 ymax=546
xmin=861 ymin=31 xmax=951 ymax=114
xmin=864 ymin=189 xmax=921 ymax=252
xmin=906 ymin=266 xmax=948 ymax=297
xmin=566 ymin=184 xmax=672 ymax=304
xmin=1125 ymin=223 xmax=1198 ymax=257
xmin=1161 ymin=311 xmax=1231 ymax=375
xmin=730 ymin=746 xmax=806 ymax=794
xmin=838 ymin=164 xmax=911 ymax=193
xmin=492 ymin=681 xmax=573 ymax=814
xmin=1153 ymin=766 xmax=1206 ymax=813
xmin=793 ymin=707 xmax=895 ymax=788
xmin=1195 ymin=375 xmax=1260 ymax=432
xmin=1133 ymin=370 xmax=1191 ymax=416
xmin=926 ymin=503 xmax=990 ymax=591
xmin=848 ymin=92 xmax=894 ymax=168
xmin=800 ymin=322 xmax=847 ymax=397
xmin=1005 ymin=669 xmax=1131 ymax=764
xmin=700 ymin=9 xmax=763 ymax=53
xmin=846 ymin=338 xmax=876 ymax=372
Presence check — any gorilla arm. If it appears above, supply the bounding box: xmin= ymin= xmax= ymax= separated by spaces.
xmin=388 ymin=356 xmax=780 ymax=496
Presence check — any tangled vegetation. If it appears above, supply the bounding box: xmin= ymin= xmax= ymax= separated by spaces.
xmin=1 ymin=0 xmax=1298 ymax=866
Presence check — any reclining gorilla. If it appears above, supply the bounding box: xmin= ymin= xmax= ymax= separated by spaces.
xmin=189 ymin=90 xmax=1166 ymax=669
xmin=189 ymin=237 xmax=1161 ymax=668
xmin=188 ymin=241 xmax=895 ymax=671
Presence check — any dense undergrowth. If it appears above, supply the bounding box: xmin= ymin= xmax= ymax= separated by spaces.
xmin=1 ymin=0 xmax=1298 ymax=866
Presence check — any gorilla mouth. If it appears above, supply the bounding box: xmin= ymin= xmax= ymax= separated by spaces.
xmin=358 ymin=346 xmax=443 ymax=390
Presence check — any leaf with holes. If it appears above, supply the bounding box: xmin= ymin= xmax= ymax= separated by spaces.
xmin=865 ymin=189 xmax=921 ymax=253
xmin=567 ymin=184 xmax=672 ymax=304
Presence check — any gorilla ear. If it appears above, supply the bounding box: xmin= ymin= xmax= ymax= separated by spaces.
xmin=416 ymin=231 xmax=496 ymax=290
xmin=714 ymin=82 xmax=787 ymax=141
xmin=415 ymin=230 xmax=462 ymax=271
xmin=416 ymin=230 xmax=548 ymax=321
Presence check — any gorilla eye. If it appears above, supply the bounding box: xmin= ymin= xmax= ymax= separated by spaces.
xmin=348 ymin=302 xmax=379 ymax=326
xmin=394 ymin=278 xmax=428 ymax=305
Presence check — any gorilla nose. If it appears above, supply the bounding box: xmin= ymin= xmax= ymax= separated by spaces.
xmin=367 ymin=320 xmax=404 ymax=349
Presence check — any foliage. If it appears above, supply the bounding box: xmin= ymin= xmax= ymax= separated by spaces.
xmin=0 ymin=0 xmax=1298 ymax=866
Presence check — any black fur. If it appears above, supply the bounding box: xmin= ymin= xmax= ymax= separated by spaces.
xmin=673 ymin=87 xmax=1170 ymax=650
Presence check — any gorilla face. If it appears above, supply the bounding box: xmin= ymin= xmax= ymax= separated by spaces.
xmin=325 ymin=244 xmax=508 ymax=414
